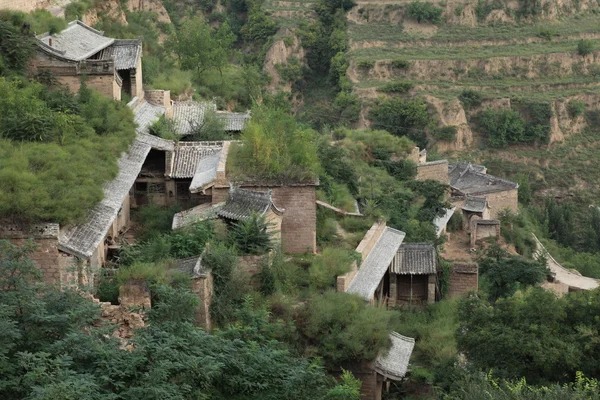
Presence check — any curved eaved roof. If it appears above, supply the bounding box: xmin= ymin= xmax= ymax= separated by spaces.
xmin=37 ymin=20 xmax=114 ymax=61
xmin=375 ymin=332 xmax=415 ymax=380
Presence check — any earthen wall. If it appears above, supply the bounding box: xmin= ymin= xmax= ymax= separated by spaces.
xmin=0 ymin=0 xmax=50 ymax=12
xmin=447 ymin=262 xmax=478 ymax=297
xmin=485 ymin=189 xmax=518 ymax=218
xmin=416 ymin=160 xmax=449 ymax=184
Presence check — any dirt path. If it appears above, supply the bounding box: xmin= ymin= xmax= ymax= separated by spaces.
xmin=532 ymin=233 xmax=599 ymax=291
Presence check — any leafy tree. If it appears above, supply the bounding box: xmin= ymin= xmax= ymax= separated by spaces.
xmin=309 ymin=247 xmax=358 ymax=290
xmin=188 ymin=107 xmax=229 ymax=141
xmin=476 ymin=241 xmax=549 ymax=301
xmin=577 ymin=39 xmax=594 ymax=56
xmin=369 ymin=97 xmax=430 ymax=147
xmin=170 ymin=16 xmax=236 ymax=76
xmin=0 ymin=20 xmax=34 ymax=74
xmin=458 ymin=89 xmax=483 ymax=110
xmin=240 ymin=6 xmax=278 ymax=43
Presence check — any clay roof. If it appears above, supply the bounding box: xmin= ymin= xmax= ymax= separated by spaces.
xmin=374 ymin=332 xmax=415 ymax=380
xmin=217 ymin=188 xmax=283 ymax=221
xmin=391 ymin=243 xmax=437 ymax=275
xmin=174 ymin=255 xmax=210 ymax=278
xmin=59 ymin=138 xmax=151 ymax=258
xmin=93 ymin=39 xmax=142 ymax=70
xmin=132 ymin=101 xmax=166 ymax=135
xmin=347 ymin=227 xmax=406 ymax=300
xmin=449 ymin=162 xmax=518 ymax=196
xmin=170 ymin=142 xmax=223 ymax=179
xmin=433 ymin=207 xmax=455 ymax=237
xmin=172 ymin=202 xmax=224 ymax=230
xmin=189 ymin=150 xmax=222 ymax=193
xmin=462 ymin=196 xmax=488 ymax=213
xmin=37 ymin=20 xmax=114 ymax=61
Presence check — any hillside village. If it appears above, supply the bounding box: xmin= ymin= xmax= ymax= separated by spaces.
xmin=2 ymin=0 xmax=600 ymax=399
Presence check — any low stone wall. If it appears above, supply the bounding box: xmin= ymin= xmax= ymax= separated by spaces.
xmin=471 ymin=220 xmax=500 ymax=246
xmin=447 ymin=262 xmax=478 ymax=297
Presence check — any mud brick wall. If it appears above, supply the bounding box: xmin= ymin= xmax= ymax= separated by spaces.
xmin=191 ymin=274 xmax=213 ymax=330
xmin=485 ymin=188 xmax=518 ymax=218
xmin=471 ymin=220 xmax=500 ymax=246
xmin=416 ymin=160 xmax=449 ymax=184
xmin=447 ymin=262 xmax=478 ymax=298
xmin=213 ymin=185 xmax=317 ymax=253
xmin=0 ymin=223 xmax=62 ymax=285
xmin=144 ymin=89 xmax=172 ymax=116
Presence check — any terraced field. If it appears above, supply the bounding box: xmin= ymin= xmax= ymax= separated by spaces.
xmin=347 ymin=12 xmax=600 ymax=102
xmin=264 ymin=0 xmax=317 ymax=27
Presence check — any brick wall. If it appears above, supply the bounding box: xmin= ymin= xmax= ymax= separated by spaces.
xmin=0 ymin=222 xmax=63 ymax=285
xmin=486 ymin=188 xmax=518 ymax=218
xmin=145 ymin=89 xmax=172 ymax=117
xmin=340 ymin=361 xmax=380 ymax=400
xmin=132 ymin=57 xmax=144 ymax=99
xmin=213 ymin=185 xmax=317 ymax=253
xmin=471 ymin=220 xmax=500 ymax=246
xmin=416 ymin=160 xmax=449 ymax=184
xmin=447 ymin=262 xmax=478 ymax=297
xmin=0 ymin=0 xmax=49 ymax=12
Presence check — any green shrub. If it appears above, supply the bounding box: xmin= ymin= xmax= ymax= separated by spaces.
xmin=229 ymin=213 xmax=274 ymax=255
xmin=115 ymin=261 xmax=171 ymax=286
xmin=299 ymin=291 xmax=394 ymax=365
xmin=390 ymin=59 xmax=410 ymax=69
xmin=149 ymin=114 xmax=178 ymax=139
xmin=577 ymin=39 xmax=594 ymax=56
xmin=474 ymin=0 xmax=504 ymax=22
xmin=0 ymin=20 xmax=34 ymax=73
xmin=188 ymin=108 xmax=229 ymax=141
xmin=477 ymin=108 xmax=526 ymax=148
xmin=567 ymin=100 xmax=585 ymax=117
xmin=406 ymin=1 xmax=444 ymax=24
xmin=133 ymin=204 xmax=182 ymax=242
xmin=537 ymin=28 xmax=557 ymax=41
xmin=369 ymin=97 xmax=431 ymax=146
xmin=308 ymin=247 xmax=358 ymax=290
xmin=381 ymin=81 xmax=414 ymax=93
xmin=228 ymin=108 xmax=320 ymax=182
xmin=276 ymin=58 xmax=303 ymax=83
xmin=433 ymin=125 xmax=458 ymax=141
xmin=356 ymin=60 xmax=375 ymax=69
xmin=458 ymin=89 xmax=483 ymax=110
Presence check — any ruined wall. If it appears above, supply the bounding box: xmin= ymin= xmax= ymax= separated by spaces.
xmin=447 ymin=262 xmax=478 ymax=297
xmin=131 ymin=56 xmax=144 ymax=100
xmin=471 ymin=220 xmax=500 ymax=246
xmin=485 ymin=188 xmax=518 ymax=218
xmin=237 ymin=254 xmax=266 ymax=288
xmin=145 ymin=89 xmax=172 ymax=117
xmin=416 ymin=160 xmax=449 ymax=184
xmin=213 ymin=185 xmax=317 ymax=253
xmin=341 ymin=361 xmax=380 ymax=400
xmin=191 ymin=274 xmax=213 ymax=330
xmin=0 ymin=223 xmax=62 ymax=284
xmin=0 ymin=0 xmax=49 ymax=12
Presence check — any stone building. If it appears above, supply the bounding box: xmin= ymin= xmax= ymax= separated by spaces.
xmin=176 ymin=255 xmax=213 ymax=330
xmin=32 ymin=20 xmax=143 ymax=101
xmin=448 ymin=162 xmax=518 ymax=218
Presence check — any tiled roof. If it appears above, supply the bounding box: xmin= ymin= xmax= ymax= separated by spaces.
xmin=375 ymin=332 xmax=415 ymax=380
xmin=170 ymin=143 xmax=222 ymax=179
xmin=37 ymin=20 xmax=114 ymax=61
xmin=462 ymin=196 xmax=488 ymax=212
xmin=137 ymin=132 xmax=174 ymax=151
xmin=174 ymin=255 xmax=210 ymax=278
xmin=433 ymin=207 xmax=455 ymax=237
xmin=217 ymin=111 xmax=250 ymax=131
xmin=449 ymin=162 xmax=518 ymax=195
xmin=172 ymin=101 xmax=215 ymax=136
xmin=347 ymin=227 xmax=406 ymax=300
xmin=172 ymin=202 xmax=224 ymax=230
xmin=92 ymin=39 xmax=142 ymax=70
xmin=59 ymin=138 xmax=151 ymax=258
xmin=132 ymin=101 xmax=166 ymax=135
xmin=217 ymin=188 xmax=283 ymax=221
xmin=391 ymin=243 xmax=437 ymax=275
xmin=189 ymin=150 xmax=222 ymax=193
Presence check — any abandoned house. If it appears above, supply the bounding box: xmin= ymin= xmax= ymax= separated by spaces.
xmin=33 ymin=20 xmax=143 ymax=100
xmin=175 ymin=255 xmax=213 ymax=329
xmin=389 ymin=243 xmax=437 ymax=306
xmin=448 ymin=162 xmax=519 ymax=218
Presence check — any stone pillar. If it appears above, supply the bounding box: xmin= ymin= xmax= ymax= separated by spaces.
xmin=191 ymin=274 xmax=213 ymax=330
xmin=427 ymin=274 xmax=436 ymax=303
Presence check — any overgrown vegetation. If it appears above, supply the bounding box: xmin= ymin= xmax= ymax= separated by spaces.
xmin=406 ymin=1 xmax=444 ymax=24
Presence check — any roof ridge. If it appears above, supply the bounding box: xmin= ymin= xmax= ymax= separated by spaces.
xmin=389 ymin=331 xmax=416 ymax=343
xmin=469 ymin=169 xmax=519 ymax=188
xmin=73 ymin=20 xmax=106 ymax=37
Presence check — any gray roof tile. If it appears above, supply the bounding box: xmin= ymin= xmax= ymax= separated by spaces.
xmin=190 ymin=150 xmax=222 ymax=192
xmin=433 ymin=207 xmax=455 ymax=237
xmin=347 ymin=227 xmax=406 ymax=300
xmin=449 ymin=162 xmax=518 ymax=195
xmin=217 ymin=188 xmax=283 ymax=221
xmin=170 ymin=143 xmax=222 ymax=179
xmin=462 ymin=196 xmax=488 ymax=212
xmin=172 ymin=101 xmax=215 ymax=136
xmin=391 ymin=243 xmax=437 ymax=275
xmin=59 ymin=138 xmax=151 ymax=258
xmin=174 ymin=255 xmax=210 ymax=278
xmin=132 ymin=101 xmax=166 ymax=135
xmin=37 ymin=20 xmax=114 ymax=61
xmin=172 ymin=202 xmax=224 ymax=230
xmin=217 ymin=111 xmax=250 ymax=131
xmin=375 ymin=332 xmax=415 ymax=380
xmin=92 ymin=39 xmax=142 ymax=70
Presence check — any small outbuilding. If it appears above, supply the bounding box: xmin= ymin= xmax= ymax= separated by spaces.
xmin=389 ymin=243 xmax=437 ymax=306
